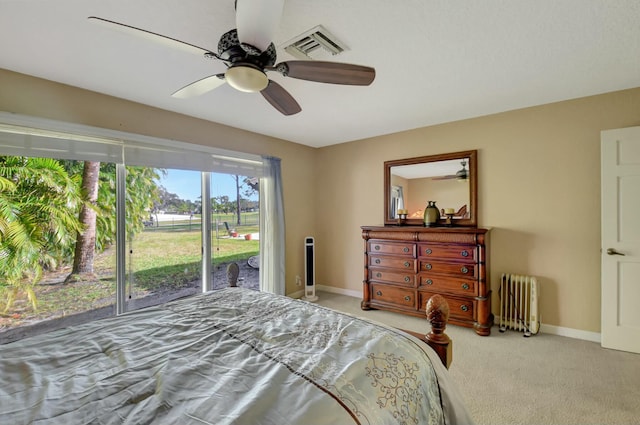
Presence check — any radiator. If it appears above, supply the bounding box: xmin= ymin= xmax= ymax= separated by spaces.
xmin=499 ymin=273 xmax=539 ymax=336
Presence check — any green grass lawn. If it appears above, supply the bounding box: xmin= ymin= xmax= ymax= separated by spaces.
xmin=0 ymin=225 xmax=259 ymax=329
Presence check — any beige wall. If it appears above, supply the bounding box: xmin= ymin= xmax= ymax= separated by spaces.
xmin=3 ymin=67 xmax=640 ymax=333
xmin=0 ymin=68 xmax=316 ymax=295
xmin=315 ymin=87 xmax=640 ymax=333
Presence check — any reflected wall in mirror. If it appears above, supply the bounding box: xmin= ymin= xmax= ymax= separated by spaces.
xmin=384 ymin=150 xmax=477 ymax=226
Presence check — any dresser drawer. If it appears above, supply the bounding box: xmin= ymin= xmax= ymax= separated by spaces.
xmin=419 ymin=274 xmax=477 ymax=296
xmin=369 ymin=255 xmax=416 ymax=272
xmin=418 ymin=243 xmax=477 ymax=262
xmin=419 ymin=260 xmax=476 ymax=278
xmin=371 ymin=284 xmax=417 ymax=309
xmin=419 ymin=292 xmax=475 ymax=321
xmin=369 ymin=269 xmax=415 ymax=286
xmin=368 ymin=241 xmax=415 ymax=256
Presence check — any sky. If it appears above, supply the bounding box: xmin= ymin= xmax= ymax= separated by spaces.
xmin=157 ymin=169 xmax=258 ymax=202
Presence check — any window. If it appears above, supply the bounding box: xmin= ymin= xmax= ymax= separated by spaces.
xmin=0 ymin=113 xmax=275 ymax=342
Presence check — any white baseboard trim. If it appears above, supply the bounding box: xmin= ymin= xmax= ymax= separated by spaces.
xmin=316 ymin=285 xmax=361 ymax=299
xmin=304 ymin=290 xmax=602 ymax=343
xmin=495 ymin=315 xmax=601 ymax=343
xmin=539 ymin=323 xmax=601 ymax=343
xmin=288 ymin=289 xmax=305 ymax=299
xmin=288 ymin=285 xmax=356 ymax=300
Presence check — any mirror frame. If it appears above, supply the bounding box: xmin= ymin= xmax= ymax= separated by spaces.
xmin=384 ymin=150 xmax=478 ymax=227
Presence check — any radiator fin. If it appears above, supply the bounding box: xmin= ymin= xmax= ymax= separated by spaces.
xmin=499 ymin=273 xmax=539 ymax=336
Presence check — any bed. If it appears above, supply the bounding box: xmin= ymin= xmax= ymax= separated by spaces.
xmin=0 ymin=288 xmax=473 ymax=424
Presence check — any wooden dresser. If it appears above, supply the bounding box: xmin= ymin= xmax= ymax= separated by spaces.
xmin=361 ymin=226 xmax=493 ymax=336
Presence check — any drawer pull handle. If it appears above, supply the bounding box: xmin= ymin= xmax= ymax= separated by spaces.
xmin=374 ymin=245 xmax=381 ymax=251
xmin=376 ymin=290 xmax=382 ymax=296
xmin=425 ymin=264 xmax=432 ymax=270
xmin=404 ymin=276 xmax=411 ymax=282
xmin=376 ymin=272 xmax=382 ymax=278
xmin=403 ymin=247 xmax=410 ymax=253
xmin=404 ymin=261 xmax=411 ymax=268
xmin=375 ymin=259 xmax=381 ymax=264
xmin=462 ymin=283 xmax=470 ymax=290
xmin=461 ymin=250 xmax=469 ymax=257
xmin=461 ymin=266 xmax=469 ymax=274
xmin=404 ymin=296 xmax=411 ymax=301
xmin=425 ymin=248 xmax=432 ymax=255
xmin=426 ymin=279 xmax=433 ymax=285
xmin=461 ymin=305 xmax=469 ymax=312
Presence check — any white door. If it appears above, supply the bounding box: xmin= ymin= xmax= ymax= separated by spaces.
xmin=601 ymin=126 xmax=640 ymax=353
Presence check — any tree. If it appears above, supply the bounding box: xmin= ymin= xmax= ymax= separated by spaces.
xmin=0 ymin=156 xmax=83 ymax=312
xmin=65 ymin=163 xmax=161 ymax=283
xmin=229 ymin=175 xmax=259 ymax=225
xmin=243 ymin=176 xmax=259 ymax=197
xmin=121 ymin=166 xmax=161 ymax=237
xmin=68 ymin=161 xmax=100 ymax=279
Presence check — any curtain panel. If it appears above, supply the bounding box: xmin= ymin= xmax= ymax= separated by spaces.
xmin=259 ymin=156 xmax=285 ymax=295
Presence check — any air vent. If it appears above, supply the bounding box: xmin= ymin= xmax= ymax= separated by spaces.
xmin=282 ymin=25 xmax=348 ymax=60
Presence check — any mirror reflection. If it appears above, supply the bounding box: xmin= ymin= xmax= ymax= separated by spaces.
xmin=384 ymin=150 xmax=477 ymax=226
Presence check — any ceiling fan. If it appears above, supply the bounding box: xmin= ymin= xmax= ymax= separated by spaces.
xmin=88 ymin=0 xmax=376 ymax=116
xmin=433 ymin=161 xmax=468 ymax=181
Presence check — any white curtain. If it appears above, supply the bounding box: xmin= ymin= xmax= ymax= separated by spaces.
xmin=259 ymin=156 xmax=285 ymax=295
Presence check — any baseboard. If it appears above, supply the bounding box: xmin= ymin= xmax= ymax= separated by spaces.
xmin=287 ymin=286 xmax=354 ymax=300
xmin=304 ymin=290 xmax=602 ymax=343
xmin=316 ymin=285 xmax=361 ymax=299
xmin=539 ymin=323 xmax=601 ymax=343
xmin=288 ymin=289 xmax=304 ymax=299
xmin=496 ymin=315 xmax=601 ymax=343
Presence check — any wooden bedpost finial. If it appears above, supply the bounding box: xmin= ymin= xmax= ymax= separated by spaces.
xmin=398 ymin=294 xmax=452 ymax=368
xmin=425 ymin=294 xmax=452 ymax=368
xmin=426 ymin=294 xmax=450 ymax=336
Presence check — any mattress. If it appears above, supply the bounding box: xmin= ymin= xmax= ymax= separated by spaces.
xmin=0 ymin=288 xmax=473 ymax=424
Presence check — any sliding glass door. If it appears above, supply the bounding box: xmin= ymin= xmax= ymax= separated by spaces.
xmin=0 ymin=113 xmax=271 ymax=341
xmin=209 ymin=172 xmax=260 ymax=290
xmin=123 ymin=167 xmax=204 ymax=313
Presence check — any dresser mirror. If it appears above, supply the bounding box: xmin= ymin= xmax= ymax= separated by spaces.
xmin=384 ymin=150 xmax=477 ymax=226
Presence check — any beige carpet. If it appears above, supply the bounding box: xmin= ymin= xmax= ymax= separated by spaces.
xmin=315 ymin=291 xmax=640 ymax=425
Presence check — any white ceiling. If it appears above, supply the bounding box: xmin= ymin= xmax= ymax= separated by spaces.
xmin=1 ymin=0 xmax=639 ymax=148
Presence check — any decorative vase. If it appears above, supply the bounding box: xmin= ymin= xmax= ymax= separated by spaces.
xmin=423 ymin=201 xmax=441 ymax=227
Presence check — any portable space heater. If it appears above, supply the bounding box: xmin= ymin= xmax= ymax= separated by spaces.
xmin=302 ymin=236 xmax=318 ymax=302
xmin=499 ymin=273 xmax=539 ymax=336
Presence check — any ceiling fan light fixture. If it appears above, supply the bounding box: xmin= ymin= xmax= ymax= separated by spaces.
xmin=225 ymin=65 xmax=268 ymax=92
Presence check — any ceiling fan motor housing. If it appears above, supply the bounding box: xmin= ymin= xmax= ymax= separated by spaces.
xmin=217 ymin=29 xmax=277 ymax=68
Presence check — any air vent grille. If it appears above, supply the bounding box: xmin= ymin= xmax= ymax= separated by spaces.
xmin=282 ymin=25 xmax=348 ymax=60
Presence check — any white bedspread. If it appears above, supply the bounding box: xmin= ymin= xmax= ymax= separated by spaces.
xmin=0 ymin=288 xmax=473 ymax=424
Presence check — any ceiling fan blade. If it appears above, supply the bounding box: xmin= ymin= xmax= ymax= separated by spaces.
xmin=269 ymin=61 xmax=376 ymax=85
xmin=172 ymin=74 xmax=226 ymax=99
xmin=88 ymin=16 xmax=216 ymax=57
xmin=235 ymin=0 xmax=284 ymax=52
xmin=261 ymin=80 xmax=301 ymax=116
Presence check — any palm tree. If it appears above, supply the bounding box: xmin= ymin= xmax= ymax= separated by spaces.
xmin=65 ymin=163 xmax=161 ymax=282
xmin=0 ymin=156 xmax=83 ymax=312
xmin=69 ymin=161 xmax=101 ymax=279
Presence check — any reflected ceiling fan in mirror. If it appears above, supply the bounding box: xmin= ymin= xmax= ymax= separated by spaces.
xmin=432 ymin=161 xmax=468 ymax=181
xmin=88 ymin=0 xmax=375 ymax=116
